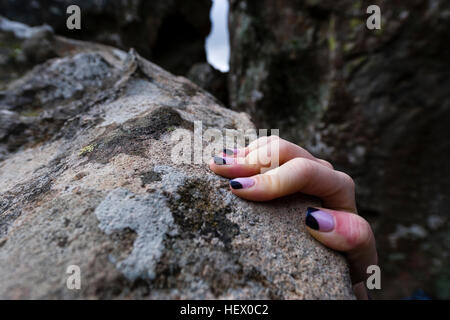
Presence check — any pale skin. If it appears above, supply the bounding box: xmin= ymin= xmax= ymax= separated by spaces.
xmin=209 ymin=136 xmax=377 ymax=299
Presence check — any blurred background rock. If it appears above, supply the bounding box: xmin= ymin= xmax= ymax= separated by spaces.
xmin=0 ymin=0 xmax=212 ymax=75
xmin=1 ymin=0 xmax=449 ymax=299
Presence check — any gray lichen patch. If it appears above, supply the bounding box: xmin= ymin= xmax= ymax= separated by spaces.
xmin=92 ymin=165 xmax=189 ymax=282
xmin=94 ymin=187 xmax=176 ymax=281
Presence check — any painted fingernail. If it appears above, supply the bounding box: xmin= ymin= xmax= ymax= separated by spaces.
xmin=230 ymin=178 xmax=255 ymax=189
xmin=305 ymin=207 xmax=335 ymax=232
xmin=213 ymin=156 xmax=234 ymax=165
xmin=223 ymin=148 xmax=235 ymax=156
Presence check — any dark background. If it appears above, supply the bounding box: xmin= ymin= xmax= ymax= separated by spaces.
xmin=0 ymin=0 xmax=449 ymax=299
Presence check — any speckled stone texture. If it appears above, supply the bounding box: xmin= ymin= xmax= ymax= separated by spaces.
xmin=0 ymin=20 xmax=354 ymax=299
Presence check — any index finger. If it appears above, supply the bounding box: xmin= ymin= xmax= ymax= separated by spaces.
xmin=229 ymin=157 xmax=356 ymax=213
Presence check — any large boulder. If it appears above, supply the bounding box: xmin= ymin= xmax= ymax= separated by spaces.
xmin=0 ymin=20 xmax=354 ymax=299
xmin=228 ymin=0 xmax=450 ymax=298
xmin=0 ymin=0 xmax=212 ymax=75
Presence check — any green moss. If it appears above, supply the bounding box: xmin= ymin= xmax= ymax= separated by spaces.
xmin=78 ymin=144 xmax=96 ymax=156
xmin=344 ymin=42 xmax=355 ymax=53
xmin=167 ymin=179 xmax=239 ymax=248
xmin=20 ymin=109 xmax=42 ymax=117
xmin=374 ymin=28 xmax=384 ymax=36
xmin=350 ymin=18 xmax=363 ymax=30
xmin=149 ymin=177 xmax=281 ymax=298
xmin=79 ymin=144 xmax=96 ymax=156
xmin=436 ymin=275 xmax=450 ymax=299
xmin=353 ymin=1 xmax=362 ymax=9
xmin=328 ymin=36 xmax=336 ymax=52
xmin=328 ymin=17 xmax=337 ymax=52
xmin=78 ymin=144 xmax=95 ymax=156
xmin=0 ymin=40 xmax=22 ymax=50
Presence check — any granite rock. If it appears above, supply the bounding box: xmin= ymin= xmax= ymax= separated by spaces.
xmin=0 ymin=20 xmax=354 ymax=299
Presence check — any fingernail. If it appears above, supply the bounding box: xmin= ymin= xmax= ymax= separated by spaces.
xmin=305 ymin=207 xmax=335 ymax=232
xmin=213 ymin=156 xmax=234 ymax=165
xmin=223 ymin=148 xmax=235 ymax=156
xmin=230 ymin=178 xmax=255 ymax=189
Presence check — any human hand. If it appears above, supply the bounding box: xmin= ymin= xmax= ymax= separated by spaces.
xmin=209 ymin=136 xmax=377 ymax=299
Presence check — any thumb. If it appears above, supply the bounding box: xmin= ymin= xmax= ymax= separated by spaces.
xmin=305 ymin=207 xmax=378 ymax=288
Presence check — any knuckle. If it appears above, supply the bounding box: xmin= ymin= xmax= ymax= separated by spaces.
xmin=256 ymin=136 xmax=268 ymax=143
xmin=248 ymin=136 xmax=266 ymax=149
xmin=248 ymin=148 xmax=273 ymax=166
xmin=268 ymin=135 xmax=280 ymax=142
xmin=245 ymin=149 xmax=258 ymax=164
xmin=260 ymin=173 xmax=281 ymax=197
xmin=289 ymin=158 xmax=316 ymax=180
xmin=347 ymin=217 xmax=372 ymax=250
xmin=275 ymin=139 xmax=287 ymax=154
xmin=295 ymin=144 xmax=308 ymax=152
xmin=319 ymin=159 xmax=334 ymax=169
xmin=337 ymin=171 xmax=355 ymax=192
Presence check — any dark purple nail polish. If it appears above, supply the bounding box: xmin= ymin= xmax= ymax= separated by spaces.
xmin=230 ymin=178 xmax=255 ymax=189
xmin=305 ymin=207 xmax=335 ymax=232
xmin=214 ymin=156 xmax=226 ymax=165
xmin=214 ymin=156 xmax=234 ymax=165
xmin=223 ymin=148 xmax=235 ymax=156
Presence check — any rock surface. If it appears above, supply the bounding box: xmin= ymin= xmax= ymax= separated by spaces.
xmin=228 ymin=0 xmax=450 ymax=298
xmin=0 ymin=20 xmax=354 ymax=299
xmin=0 ymin=0 xmax=212 ymax=75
